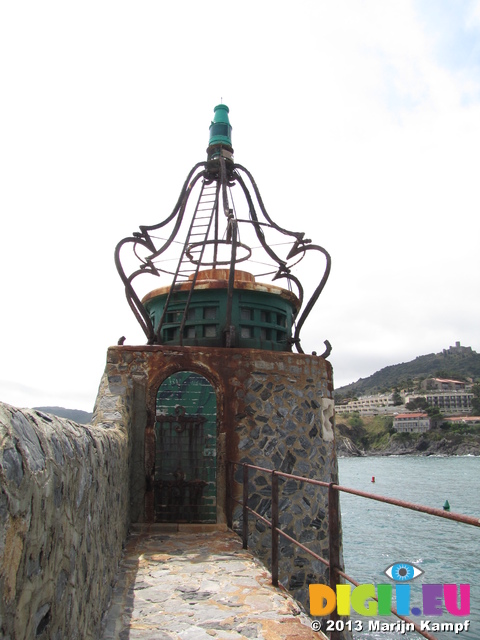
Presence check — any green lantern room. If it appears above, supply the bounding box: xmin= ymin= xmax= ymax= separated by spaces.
xmin=142 ymin=269 xmax=300 ymax=351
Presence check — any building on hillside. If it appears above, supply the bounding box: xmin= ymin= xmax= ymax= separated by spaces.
xmin=447 ymin=416 xmax=480 ymax=426
xmin=442 ymin=341 xmax=474 ymax=357
xmin=405 ymin=392 xmax=473 ymax=414
xmin=393 ymin=413 xmax=431 ymax=433
xmin=335 ymin=392 xmax=398 ymax=416
xmin=420 ymin=377 xmax=466 ymax=391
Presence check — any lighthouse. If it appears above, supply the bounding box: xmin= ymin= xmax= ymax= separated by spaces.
xmin=110 ymin=104 xmax=340 ymax=609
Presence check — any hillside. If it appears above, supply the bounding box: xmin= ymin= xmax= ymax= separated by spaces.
xmin=335 ymin=414 xmax=480 ymax=457
xmin=34 ymin=406 xmax=93 ymax=425
xmin=335 ymin=345 xmax=480 ymax=398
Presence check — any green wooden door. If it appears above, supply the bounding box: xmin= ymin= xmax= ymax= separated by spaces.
xmin=155 ymin=371 xmax=217 ymax=523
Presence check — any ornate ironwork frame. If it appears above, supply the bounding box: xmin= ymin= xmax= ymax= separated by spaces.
xmin=115 ymin=150 xmax=331 ymax=355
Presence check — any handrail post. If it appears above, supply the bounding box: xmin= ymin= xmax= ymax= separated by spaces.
xmin=227 ymin=460 xmax=234 ymax=529
xmin=328 ymin=483 xmax=341 ymax=639
xmin=242 ymin=464 xmax=248 ymax=549
xmin=271 ymin=471 xmax=279 ymax=587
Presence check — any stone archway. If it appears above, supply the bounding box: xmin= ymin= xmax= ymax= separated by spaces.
xmin=154 ymin=371 xmax=217 ymax=523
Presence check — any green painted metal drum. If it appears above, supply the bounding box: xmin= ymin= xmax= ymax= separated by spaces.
xmin=143 ymin=270 xmax=300 ymax=351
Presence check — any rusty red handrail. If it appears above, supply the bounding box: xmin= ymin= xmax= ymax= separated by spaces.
xmin=231 ymin=462 xmax=480 ymax=527
xmin=227 ymin=460 xmax=478 ymax=640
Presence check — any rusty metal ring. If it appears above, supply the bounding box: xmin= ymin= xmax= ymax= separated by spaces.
xmin=186 ymin=240 xmax=252 ymax=265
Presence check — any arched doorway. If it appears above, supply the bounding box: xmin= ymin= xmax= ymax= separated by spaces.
xmin=155 ymin=371 xmax=217 ymax=523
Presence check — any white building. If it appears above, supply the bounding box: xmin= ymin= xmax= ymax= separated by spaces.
xmin=335 ymin=393 xmax=397 ymax=416
xmin=447 ymin=416 xmax=480 ymax=426
xmin=393 ymin=413 xmax=431 ymax=433
xmin=405 ymin=392 xmax=473 ymax=414
xmin=420 ymin=377 xmax=466 ymax=391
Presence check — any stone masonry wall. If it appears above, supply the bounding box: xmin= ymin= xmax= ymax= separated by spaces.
xmin=232 ymin=357 xmax=340 ymax=612
xmin=0 ymin=375 xmax=132 ymax=640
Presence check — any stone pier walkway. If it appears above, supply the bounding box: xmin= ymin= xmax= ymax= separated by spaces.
xmin=101 ymin=524 xmax=324 ymax=640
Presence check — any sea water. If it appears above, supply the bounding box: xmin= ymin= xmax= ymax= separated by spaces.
xmin=337 ymin=456 xmax=480 ymax=640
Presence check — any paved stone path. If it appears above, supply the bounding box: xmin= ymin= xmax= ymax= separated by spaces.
xmin=101 ymin=524 xmax=324 ymax=640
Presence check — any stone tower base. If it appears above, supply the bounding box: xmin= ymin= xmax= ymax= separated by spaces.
xmin=93 ymin=345 xmax=341 ymax=611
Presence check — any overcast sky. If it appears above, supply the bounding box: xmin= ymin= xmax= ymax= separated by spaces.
xmin=1 ymin=1 xmax=479 ymax=411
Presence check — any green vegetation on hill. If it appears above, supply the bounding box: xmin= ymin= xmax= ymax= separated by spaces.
xmin=34 ymin=406 xmax=93 ymax=425
xmin=335 ymin=348 xmax=480 ymax=399
xmin=335 ymin=412 xmax=480 ymax=456
xmin=336 ymin=414 xmax=394 ymax=451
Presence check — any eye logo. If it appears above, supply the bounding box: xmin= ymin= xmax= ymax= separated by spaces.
xmin=384 ymin=562 xmax=424 ymax=582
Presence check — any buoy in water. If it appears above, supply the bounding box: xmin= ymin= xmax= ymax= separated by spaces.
xmin=443 ymin=500 xmax=450 ymax=511
xmin=371 ymin=476 xmax=375 ymax=483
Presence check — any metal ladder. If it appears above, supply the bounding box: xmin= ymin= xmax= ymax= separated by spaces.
xmin=155 ymin=180 xmax=219 ymax=344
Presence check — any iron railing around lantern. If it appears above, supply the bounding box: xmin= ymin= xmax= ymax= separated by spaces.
xmin=226 ymin=460 xmax=480 ymax=640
